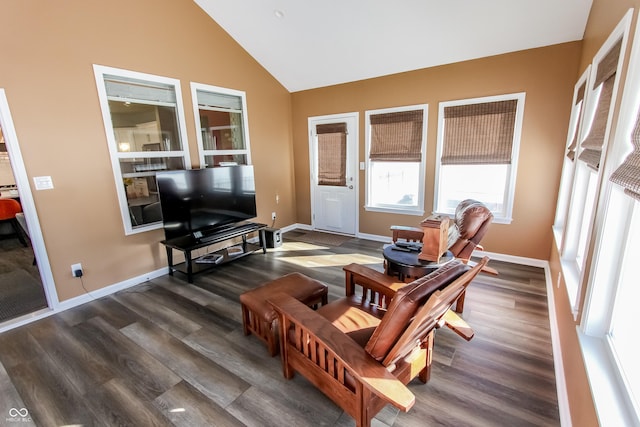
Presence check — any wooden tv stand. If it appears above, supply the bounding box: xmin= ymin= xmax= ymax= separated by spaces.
xmin=161 ymin=222 xmax=267 ymax=283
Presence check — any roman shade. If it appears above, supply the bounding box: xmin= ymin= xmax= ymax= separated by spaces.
xmin=609 ymin=110 xmax=640 ymax=201
xmin=578 ymin=39 xmax=623 ymax=170
xmin=369 ymin=110 xmax=423 ymax=162
xmin=566 ymin=82 xmax=587 ymax=161
xmin=316 ymin=123 xmax=347 ymax=186
xmin=104 ymin=75 xmax=177 ymax=104
xmin=441 ymin=100 xmax=517 ymax=165
xmin=196 ymin=89 xmax=243 ymax=110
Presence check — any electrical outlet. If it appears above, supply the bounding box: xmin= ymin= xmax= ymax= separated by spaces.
xmin=271 ymin=211 xmax=277 ymax=220
xmin=71 ymin=263 xmax=83 ymax=278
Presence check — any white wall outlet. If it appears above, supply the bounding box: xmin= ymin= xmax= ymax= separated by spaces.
xmin=71 ymin=263 xmax=83 ymax=277
xmin=271 ymin=211 xmax=277 ymax=220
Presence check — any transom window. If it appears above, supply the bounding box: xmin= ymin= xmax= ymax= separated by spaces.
xmin=191 ymin=83 xmax=251 ymax=168
xmin=364 ymin=105 xmax=427 ymax=215
xmin=434 ymin=93 xmax=525 ymax=223
xmin=94 ymin=65 xmax=190 ymax=235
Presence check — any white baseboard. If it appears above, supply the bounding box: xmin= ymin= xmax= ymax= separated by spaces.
xmin=55 ymin=267 xmax=167 ymax=311
xmin=472 ymin=249 xmax=548 ymax=268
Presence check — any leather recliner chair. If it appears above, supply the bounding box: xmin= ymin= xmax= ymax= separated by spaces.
xmin=392 ymin=199 xmax=493 ymax=260
xmin=446 ymin=199 xmax=494 ymax=260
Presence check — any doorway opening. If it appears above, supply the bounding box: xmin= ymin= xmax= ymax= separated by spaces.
xmin=0 ymin=89 xmax=55 ymax=327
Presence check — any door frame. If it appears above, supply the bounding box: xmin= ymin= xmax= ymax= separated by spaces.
xmin=0 ymin=89 xmax=58 ymax=319
xmin=308 ymin=112 xmax=359 ymax=235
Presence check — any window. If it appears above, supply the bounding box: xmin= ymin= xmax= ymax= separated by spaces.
xmin=191 ymin=83 xmax=251 ymax=168
xmin=554 ymin=69 xmax=589 ymax=237
xmin=316 ymin=122 xmax=347 ymax=186
xmin=434 ymin=93 xmax=525 ymax=223
xmin=94 ymin=65 xmax=190 ymax=235
xmin=558 ymin=19 xmax=627 ymax=313
xmin=365 ymin=105 xmax=427 ymax=215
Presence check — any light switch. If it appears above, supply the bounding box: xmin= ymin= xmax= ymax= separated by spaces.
xmin=359 ymin=162 xmax=365 ymax=170
xmin=33 ymin=176 xmax=54 ymax=190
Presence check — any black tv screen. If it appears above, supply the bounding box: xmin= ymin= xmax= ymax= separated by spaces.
xmin=156 ymin=165 xmax=257 ymax=240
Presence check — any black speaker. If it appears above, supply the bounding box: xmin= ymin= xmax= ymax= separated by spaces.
xmin=263 ymin=227 xmax=282 ymax=248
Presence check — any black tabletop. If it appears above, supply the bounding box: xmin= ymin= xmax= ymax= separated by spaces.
xmin=383 ymin=244 xmax=454 ymax=269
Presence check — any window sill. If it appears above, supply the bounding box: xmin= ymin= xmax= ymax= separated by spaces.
xmin=578 ymin=331 xmax=638 ymax=426
xmin=553 ymin=230 xmax=580 ymax=320
xmin=125 ymin=221 xmax=163 ymax=236
xmin=364 ymin=205 xmax=424 ymax=216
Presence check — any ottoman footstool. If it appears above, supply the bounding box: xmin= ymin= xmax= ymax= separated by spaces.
xmin=240 ymin=272 xmax=329 ymax=356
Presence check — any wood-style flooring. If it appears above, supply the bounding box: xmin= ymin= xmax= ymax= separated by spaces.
xmin=0 ymin=231 xmax=560 ymax=426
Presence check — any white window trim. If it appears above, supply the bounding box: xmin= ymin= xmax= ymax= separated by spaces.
xmin=434 ymin=92 xmax=525 ymax=224
xmin=190 ymin=82 xmax=252 ymax=167
xmin=364 ymin=104 xmax=428 ymax=216
xmin=556 ymin=9 xmax=632 ymax=317
xmin=93 ymin=64 xmax=191 ymax=235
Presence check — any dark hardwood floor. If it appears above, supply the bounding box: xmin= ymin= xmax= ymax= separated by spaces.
xmin=0 ymin=231 xmax=560 ymax=426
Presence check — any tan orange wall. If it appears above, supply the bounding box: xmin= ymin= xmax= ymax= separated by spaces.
xmin=0 ymin=0 xmax=294 ymax=301
xmin=292 ymin=42 xmax=582 ymax=259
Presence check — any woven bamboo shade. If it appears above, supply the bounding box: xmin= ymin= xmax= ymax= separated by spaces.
xmin=577 ymin=39 xmax=623 ymax=170
xmin=369 ymin=110 xmax=423 ymax=162
xmin=578 ymin=77 xmax=615 ymax=170
xmin=441 ymin=100 xmax=517 ymax=165
xmin=316 ymin=123 xmax=347 ymax=186
xmin=610 ymin=111 xmax=640 ymax=201
xmin=566 ymin=82 xmax=587 ymax=161
xmin=594 ymin=39 xmax=622 ymax=87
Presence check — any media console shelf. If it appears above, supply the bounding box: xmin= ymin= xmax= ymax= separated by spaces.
xmin=161 ymin=222 xmax=267 ymax=283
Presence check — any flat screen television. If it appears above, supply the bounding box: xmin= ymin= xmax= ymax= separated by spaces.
xmin=156 ymin=165 xmax=257 ymax=241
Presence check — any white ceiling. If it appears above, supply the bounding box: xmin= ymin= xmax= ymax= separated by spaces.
xmin=194 ymin=0 xmax=593 ymax=93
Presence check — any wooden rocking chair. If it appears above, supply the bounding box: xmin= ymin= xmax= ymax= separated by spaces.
xmin=268 ymin=257 xmax=488 ymax=427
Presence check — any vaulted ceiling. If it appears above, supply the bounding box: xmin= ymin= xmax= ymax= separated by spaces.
xmin=195 ymin=0 xmax=593 ymax=92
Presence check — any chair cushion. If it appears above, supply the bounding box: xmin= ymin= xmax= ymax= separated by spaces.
xmin=317 ymin=296 xmax=386 ymax=347
xmin=0 ymin=199 xmax=22 ymax=220
xmin=364 ymin=260 xmax=471 ymax=361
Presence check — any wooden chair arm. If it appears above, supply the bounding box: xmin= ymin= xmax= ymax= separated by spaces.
xmin=268 ymin=293 xmax=415 ymax=411
xmin=342 ymin=264 xmax=406 ymax=300
xmin=457 ymin=258 xmax=499 ymax=276
xmin=442 ymin=309 xmax=474 ymax=341
xmin=390 ymin=225 xmax=425 ymax=244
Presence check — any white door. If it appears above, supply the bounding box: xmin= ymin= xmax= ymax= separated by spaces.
xmin=309 ymin=113 xmax=358 ymax=235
